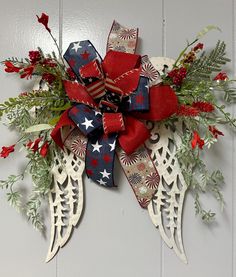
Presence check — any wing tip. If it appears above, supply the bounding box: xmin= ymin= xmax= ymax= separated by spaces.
xmin=45 ymin=247 xmax=59 ymax=263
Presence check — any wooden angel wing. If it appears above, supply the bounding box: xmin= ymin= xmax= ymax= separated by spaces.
xmin=46 ymin=148 xmax=85 ymax=262
xmin=145 ymin=122 xmax=187 ymax=263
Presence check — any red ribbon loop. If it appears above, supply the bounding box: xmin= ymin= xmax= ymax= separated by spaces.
xmin=77 ymin=51 xmax=142 ymax=98
xmin=79 ymin=60 xmax=103 ymax=79
xmin=63 ymin=80 xmax=98 ymax=109
xmin=114 ymin=67 xmax=142 ymax=96
xmin=134 ymin=85 xmax=178 ymax=121
xmin=102 ymin=50 xmax=141 ymax=79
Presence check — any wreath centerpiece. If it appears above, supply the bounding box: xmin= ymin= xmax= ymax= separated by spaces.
xmin=0 ymin=13 xmax=235 ymax=263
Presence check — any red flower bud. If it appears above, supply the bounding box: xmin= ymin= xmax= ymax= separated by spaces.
xmin=32 ymin=137 xmax=43 ymax=152
xmin=4 ymin=61 xmax=21 ymax=73
xmin=36 ymin=13 xmax=51 ymax=33
xmin=209 ymin=126 xmax=224 ymax=139
xmin=20 ymin=66 xmax=34 ymax=79
xmin=192 ymin=101 xmax=214 ymax=113
xmin=40 ymin=141 xmax=50 ymax=157
xmin=193 ymin=43 xmax=204 ymax=52
xmin=26 ymin=140 xmax=33 ymax=148
xmin=19 ymin=92 xmax=29 ymax=97
xmin=0 ymin=144 xmax=15 ymax=158
xmin=168 ymin=67 xmax=187 ymax=86
xmin=42 ymin=58 xmax=57 ymax=67
xmin=191 ymin=131 xmax=204 ymax=150
xmin=26 ymin=137 xmax=42 ymax=153
xmin=42 ymin=73 xmax=56 ymax=84
xmin=29 ymin=50 xmax=41 ymax=64
xmin=177 ymin=105 xmax=200 ymax=117
xmin=214 ymin=72 xmax=228 ymax=81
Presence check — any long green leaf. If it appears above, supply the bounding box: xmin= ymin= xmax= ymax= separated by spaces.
xmin=196 ymin=25 xmax=221 ymax=39
xmin=24 ymin=124 xmax=53 ymax=133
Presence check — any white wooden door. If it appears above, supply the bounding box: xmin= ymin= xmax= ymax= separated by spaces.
xmin=0 ymin=0 xmax=235 ymax=276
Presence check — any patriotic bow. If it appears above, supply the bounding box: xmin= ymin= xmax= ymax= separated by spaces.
xmin=51 ymin=21 xmax=178 ymax=207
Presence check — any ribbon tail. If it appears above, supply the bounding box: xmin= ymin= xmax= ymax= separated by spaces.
xmin=106 ymin=20 xmax=138 ymax=54
xmin=63 ymin=128 xmax=87 ymax=161
xmin=85 ymin=133 xmax=118 ymax=187
xmin=51 ymin=109 xmax=76 ymax=149
xmin=117 ymin=145 xmax=160 ymax=208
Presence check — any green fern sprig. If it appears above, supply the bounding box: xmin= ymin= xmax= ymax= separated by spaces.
xmin=187 ymin=41 xmax=230 ymax=79
xmin=0 ymin=90 xmax=68 ymax=118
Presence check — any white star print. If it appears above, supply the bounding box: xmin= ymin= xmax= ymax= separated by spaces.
xmin=71 ymin=42 xmax=82 ymax=52
xmin=94 ymin=110 xmax=102 ymax=116
xmin=100 ymin=169 xmax=111 ymax=179
xmin=128 ymin=97 xmax=132 ymax=104
xmin=81 ymin=117 xmax=94 ymax=130
xmin=109 ymin=140 xmax=116 ymax=152
xmin=91 ymin=141 xmax=103 ymax=152
xmin=145 ymin=85 xmax=149 ymax=89
xmin=97 ymin=179 xmax=107 ymax=185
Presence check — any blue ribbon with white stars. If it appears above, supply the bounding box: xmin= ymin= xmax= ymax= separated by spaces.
xmin=86 ymin=133 xmax=117 ymax=187
xmin=69 ymin=103 xmax=117 ymax=187
xmin=64 ymin=40 xmax=150 ymax=187
xmin=64 ymin=40 xmax=102 ymax=82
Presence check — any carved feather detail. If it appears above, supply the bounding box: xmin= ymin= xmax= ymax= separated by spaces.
xmin=146 ymin=122 xmax=187 ymax=263
xmin=46 ymin=149 xmax=85 ymax=262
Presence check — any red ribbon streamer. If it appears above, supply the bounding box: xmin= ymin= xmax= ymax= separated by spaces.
xmin=50 ymin=110 xmax=76 ymax=149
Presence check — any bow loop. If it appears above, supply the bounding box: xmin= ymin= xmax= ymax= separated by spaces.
xmin=79 ymin=60 xmax=104 ymax=80
xmin=69 ymin=104 xmax=103 ymax=136
xmin=134 ymin=85 xmax=178 ymax=121
xmin=63 ymin=80 xmax=99 ymax=109
xmin=102 ymin=50 xmax=141 ymax=80
xmin=114 ymin=67 xmax=142 ymax=96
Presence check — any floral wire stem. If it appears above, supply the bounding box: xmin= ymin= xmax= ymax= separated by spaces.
xmin=48 ymin=31 xmax=67 ymax=71
xmin=215 ymin=104 xmax=236 ymax=127
xmin=173 ymin=38 xmax=199 ymax=67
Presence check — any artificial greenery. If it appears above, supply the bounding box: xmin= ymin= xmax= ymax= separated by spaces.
xmin=162 ymin=36 xmax=236 ymax=221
